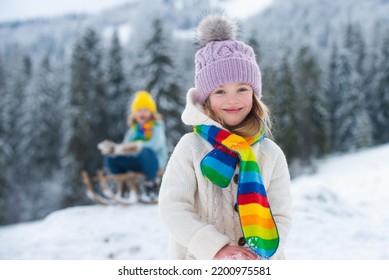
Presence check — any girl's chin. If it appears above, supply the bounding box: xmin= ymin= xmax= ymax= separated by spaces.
xmin=223 ymin=121 xmax=242 ymax=128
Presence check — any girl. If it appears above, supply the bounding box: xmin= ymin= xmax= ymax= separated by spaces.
xmin=159 ymin=15 xmax=292 ymax=260
xmin=102 ymin=90 xmax=168 ymax=201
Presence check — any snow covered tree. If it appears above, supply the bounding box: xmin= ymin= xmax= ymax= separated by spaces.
xmin=62 ymin=28 xmax=108 ymax=206
xmin=343 ymin=23 xmax=373 ymax=149
xmin=344 ymin=23 xmax=366 ymax=77
xmin=334 ymin=49 xmax=358 ymax=152
xmin=14 ymin=55 xmax=37 ymax=178
xmin=0 ymin=54 xmax=9 ymax=223
xmin=3 ymin=52 xmax=33 ymax=179
xmin=105 ymin=30 xmax=128 ymax=142
xmin=132 ymin=18 xmax=186 ymax=151
xmin=325 ymin=43 xmax=343 ymax=152
xmin=372 ymin=31 xmax=389 ymax=144
xmin=82 ymin=28 xmax=110 ymax=152
xmin=16 ymin=55 xmax=63 ymax=180
xmin=9 ymin=54 xmax=65 ymax=219
xmin=0 ymin=51 xmax=39 ymax=223
xmin=61 ymin=36 xmax=91 ymax=206
xmin=326 ymin=39 xmax=368 ymax=152
xmin=272 ymin=49 xmax=299 ymax=161
xmin=365 ymin=22 xmax=382 ymax=145
xmin=247 ymin=31 xmax=261 ymax=64
xmin=294 ymin=46 xmax=327 ymax=159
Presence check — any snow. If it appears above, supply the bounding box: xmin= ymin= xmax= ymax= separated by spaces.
xmin=102 ymin=24 xmax=133 ymax=45
xmin=0 ymin=204 xmax=168 ymax=260
xmin=214 ymin=0 xmax=273 ymax=19
xmin=1 ymin=143 xmax=389 ymax=260
xmin=289 ymin=144 xmax=389 ymax=259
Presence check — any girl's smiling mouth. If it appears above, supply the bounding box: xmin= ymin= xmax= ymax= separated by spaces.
xmin=223 ymin=108 xmax=242 ymax=113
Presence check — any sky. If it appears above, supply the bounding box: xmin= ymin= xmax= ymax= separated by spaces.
xmin=0 ymin=0 xmax=134 ymax=22
xmin=0 ymin=0 xmax=273 ymax=22
xmin=1 ymin=142 xmax=388 ymax=261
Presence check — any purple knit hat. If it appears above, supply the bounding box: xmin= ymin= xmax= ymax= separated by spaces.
xmin=195 ymin=14 xmax=262 ymax=104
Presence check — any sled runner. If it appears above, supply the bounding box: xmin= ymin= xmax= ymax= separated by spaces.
xmin=81 ymin=169 xmax=163 ymax=205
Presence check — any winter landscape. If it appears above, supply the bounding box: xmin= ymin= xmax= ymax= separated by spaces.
xmin=1 ymin=142 xmax=389 ymax=260
xmin=1 ymin=0 xmax=389 ymax=266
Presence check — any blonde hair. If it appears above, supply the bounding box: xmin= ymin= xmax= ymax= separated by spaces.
xmin=204 ymin=95 xmax=272 ymax=138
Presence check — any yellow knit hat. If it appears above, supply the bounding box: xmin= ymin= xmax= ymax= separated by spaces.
xmin=131 ymin=91 xmax=157 ymax=114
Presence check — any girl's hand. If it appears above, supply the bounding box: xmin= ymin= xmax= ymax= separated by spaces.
xmin=214 ymin=245 xmax=260 ymax=260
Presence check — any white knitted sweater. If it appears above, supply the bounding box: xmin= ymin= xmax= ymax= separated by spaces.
xmin=159 ymin=88 xmax=292 ymax=260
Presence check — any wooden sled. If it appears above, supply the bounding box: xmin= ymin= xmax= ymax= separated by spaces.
xmin=81 ymin=170 xmax=113 ymax=205
xmin=81 ymin=169 xmax=163 ymax=206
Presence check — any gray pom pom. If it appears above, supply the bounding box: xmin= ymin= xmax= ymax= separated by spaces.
xmin=197 ymin=14 xmax=236 ymax=47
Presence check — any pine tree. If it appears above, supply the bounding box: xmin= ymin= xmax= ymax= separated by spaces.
xmin=105 ymin=30 xmax=128 ymax=142
xmin=272 ymin=49 xmax=299 ymax=161
xmin=344 ymin=23 xmax=365 ymax=77
xmin=326 ymin=40 xmax=366 ymax=152
xmin=62 ymin=27 xmax=108 ymax=206
xmin=0 ymin=54 xmax=9 ymax=223
xmin=343 ymin=23 xmax=373 ymax=149
xmin=61 ymin=36 xmax=90 ymax=206
xmin=4 ymin=52 xmax=33 ymax=179
xmin=133 ymin=18 xmax=186 ymax=151
xmin=247 ymin=31 xmax=261 ymax=64
xmin=18 ymin=55 xmax=63 ymax=179
xmin=336 ymin=49 xmax=358 ymax=152
xmin=0 ymin=51 xmax=37 ymax=223
xmin=82 ymin=28 xmax=109 ymax=151
xmin=365 ymin=22 xmax=381 ymax=145
xmin=294 ymin=46 xmax=327 ymax=160
xmin=373 ymin=31 xmax=389 ymax=144
xmin=325 ymin=43 xmax=343 ymax=152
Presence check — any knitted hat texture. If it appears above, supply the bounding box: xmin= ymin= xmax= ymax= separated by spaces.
xmin=195 ymin=14 xmax=262 ymax=104
xmin=131 ymin=91 xmax=157 ymax=114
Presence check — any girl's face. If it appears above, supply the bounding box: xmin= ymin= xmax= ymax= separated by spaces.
xmin=134 ymin=108 xmax=152 ymax=125
xmin=208 ymin=82 xmax=254 ymax=127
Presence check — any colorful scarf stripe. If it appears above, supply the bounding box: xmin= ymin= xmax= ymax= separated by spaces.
xmin=194 ymin=125 xmax=279 ymax=259
xmin=131 ymin=121 xmax=154 ymax=141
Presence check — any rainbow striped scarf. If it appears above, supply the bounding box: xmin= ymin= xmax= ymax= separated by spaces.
xmin=131 ymin=121 xmax=154 ymax=141
xmin=194 ymin=125 xmax=279 ymax=259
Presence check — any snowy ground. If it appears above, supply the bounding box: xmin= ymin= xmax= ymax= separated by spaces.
xmin=1 ymin=143 xmax=389 ymax=260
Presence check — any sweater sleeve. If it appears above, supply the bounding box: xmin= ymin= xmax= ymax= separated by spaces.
xmin=122 ymin=129 xmax=132 ymax=143
xmin=158 ymin=134 xmax=230 ymax=259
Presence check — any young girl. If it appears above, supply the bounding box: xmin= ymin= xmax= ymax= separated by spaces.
xmin=159 ymin=15 xmax=292 ymax=260
xmin=101 ymin=90 xmax=167 ymax=201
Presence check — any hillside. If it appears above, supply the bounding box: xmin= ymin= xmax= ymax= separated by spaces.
xmin=1 ymin=143 xmax=388 ymax=260
xmin=2 ymin=0 xmax=388 ymax=57
xmin=1 ymin=0 xmax=389 ymax=235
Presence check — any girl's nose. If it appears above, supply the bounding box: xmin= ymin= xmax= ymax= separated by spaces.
xmin=225 ymin=92 xmax=239 ymax=103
